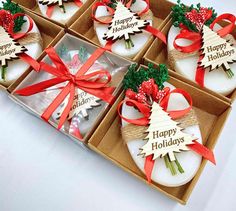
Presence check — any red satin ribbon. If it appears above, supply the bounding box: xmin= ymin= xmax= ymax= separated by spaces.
xmin=91 ymin=0 xmax=167 ymax=46
xmin=15 ymin=47 xmax=115 ymax=133
xmin=0 ymin=10 xmax=40 ymax=71
xmin=173 ymin=13 xmax=236 ymax=87
xmin=19 ymin=53 xmax=40 ymax=72
xmin=118 ymin=88 xmax=215 ymax=183
xmin=46 ymin=0 xmax=83 ymax=18
xmin=145 ymin=25 xmax=167 ymax=44
xmin=91 ymin=2 xmax=115 ymax=24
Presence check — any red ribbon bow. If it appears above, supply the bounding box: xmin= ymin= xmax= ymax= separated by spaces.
xmin=0 ymin=9 xmax=40 ymax=71
xmin=91 ymin=0 xmax=167 ymax=45
xmin=118 ymin=80 xmax=215 ymax=183
xmin=46 ymin=0 xmax=83 ymax=18
xmin=15 ymin=47 xmax=115 ymax=134
xmin=174 ymin=13 xmax=236 ymax=87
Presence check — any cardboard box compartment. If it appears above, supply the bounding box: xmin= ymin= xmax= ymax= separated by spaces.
xmin=0 ymin=9 xmax=65 ymax=92
xmin=144 ymin=13 xmax=236 ymax=104
xmin=69 ymin=0 xmax=174 ymax=63
xmin=88 ymin=65 xmax=231 ymax=204
xmin=13 ymin=0 xmax=95 ymax=28
xmin=10 ymin=33 xmax=134 ymax=143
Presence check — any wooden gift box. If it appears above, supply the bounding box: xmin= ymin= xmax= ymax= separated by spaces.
xmin=13 ymin=0 xmax=95 ymax=28
xmin=9 ymin=33 xmax=134 ymax=144
xmin=143 ymin=3 xmax=236 ymax=104
xmin=69 ymin=0 xmax=174 ymax=63
xmin=88 ymin=65 xmax=231 ymax=204
xmin=0 ymin=9 xmax=65 ymax=92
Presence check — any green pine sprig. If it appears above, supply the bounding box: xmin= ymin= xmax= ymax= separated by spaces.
xmin=0 ymin=0 xmax=26 ymax=32
xmin=171 ymin=0 xmax=217 ymax=32
xmin=123 ymin=63 xmax=169 ymax=92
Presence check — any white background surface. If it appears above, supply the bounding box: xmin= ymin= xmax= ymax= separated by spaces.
xmin=0 ymin=1 xmax=236 ymax=210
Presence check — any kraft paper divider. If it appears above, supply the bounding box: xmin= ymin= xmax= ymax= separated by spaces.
xmin=9 ymin=32 xmax=135 ymax=144
xmin=0 ymin=9 xmax=65 ymax=93
xmin=13 ymin=0 xmax=96 ymax=28
xmin=88 ymin=64 xmax=232 ymax=204
xmin=143 ymin=13 xmax=236 ymax=104
xmin=68 ymin=0 xmax=174 ymax=63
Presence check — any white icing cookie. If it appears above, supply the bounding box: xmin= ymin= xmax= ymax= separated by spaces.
xmin=121 ymin=82 xmax=202 ymax=187
xmin=168 ymin=24 xmax=236 ymax=96
xmin=94 ymin=0 xmax=152 ymax=58
xmin=0 ymin=1 xmax=42 ymax=86
xmin=37 ymin=0 xmax=87 ymax=24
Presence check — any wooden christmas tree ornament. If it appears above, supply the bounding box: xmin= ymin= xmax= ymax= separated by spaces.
xmin=0 ymin=26 xmax=26 ymax=80
xmin=103 ymin=1 xmax=149 ymax=48
xmin=200 ymin=25 xmax=236 ymax=78
xmin=139 ymin=102 xmax=195 ymax=161
xmin=57 ymin=88 xmax=101 ymax=120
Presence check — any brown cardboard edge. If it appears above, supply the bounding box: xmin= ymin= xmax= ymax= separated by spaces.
xmin=143 ymin=14 xmax=236 ymax=104
xmin=14 ymin=0 xmax=95 ymax=28
xmin=88 ymin=64 xmax=232 ymax=204
xmin=182 ymin=106 xmax=232 ymax=202
xmin=87 ymin=92 xmax=186 ymax=204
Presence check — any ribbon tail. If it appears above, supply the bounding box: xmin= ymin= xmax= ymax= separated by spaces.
xmin=195 ymin=55 xmax=205 ymax=87
xmin=19 ymin=53 xmax=40 ymax=72
xmin=57 ymin=84 xmax=75 ymax=129
xmin=144 ymin=155 xmax=155 ymax=183
xmin=145 ymin=25 xmax=167 ymax=44
xmin=195 ymin=66 xmax=205 ymax=87
xmin=41 ymin=83 xmax=71 ymax=126
xmin=188 ymin=141 xmax=216 ymax=165
xmin=46 ymin=5 xmax=54 ymax=18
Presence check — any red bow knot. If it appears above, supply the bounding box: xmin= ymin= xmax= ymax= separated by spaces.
xmin=15 ymin=47 xmax=115 ymax=130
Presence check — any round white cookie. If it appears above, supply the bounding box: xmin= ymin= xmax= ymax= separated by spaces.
xmin=121 ymin=82 xmax=202 ymax=187
xmin=168 ymin=24 xmax=236 ymax=96
xmin=0 ymin=1 xmax=42 ymax=86
xmin=37 ymin=0 xmax=87 ymax=24
xmin=94 ymin=0 xmax=152 ymax=58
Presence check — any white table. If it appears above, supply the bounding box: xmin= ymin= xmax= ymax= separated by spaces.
xmin=0 ymin=1 xmax=236 ymax=210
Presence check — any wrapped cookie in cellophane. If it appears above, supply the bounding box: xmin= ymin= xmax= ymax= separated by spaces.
xmin=11 ymin=33 xmax=133 ymax=143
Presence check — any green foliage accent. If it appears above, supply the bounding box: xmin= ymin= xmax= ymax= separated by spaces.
xmin=78 ymin=46 xmax=89 ymax=63
xmin=108 ymin=0 xmax=117 ymax=9
xmin=0 ymin=0 xmax=26 ymax=33
xmin=107 ymin=0 xmax=136 ymax=9
xmin=57 ymin=44 xmax=71 ymax=61
xmin=123 ymin=63 xmax=169 ymax=92
xmin=171 ymin=0 xmax=217 ymax=32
